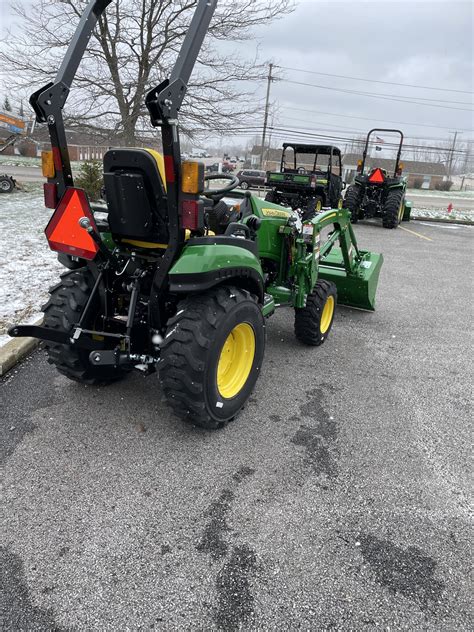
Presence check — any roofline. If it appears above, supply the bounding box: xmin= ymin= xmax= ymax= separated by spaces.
xmin=282 ymin=142 xmax=341 ymax=155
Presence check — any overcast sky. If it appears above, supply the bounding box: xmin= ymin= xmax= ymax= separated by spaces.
xmin=1 ymin=0 xmax=473 ymax=153
xmin=238 ymin=0 xmax=473 ymax=152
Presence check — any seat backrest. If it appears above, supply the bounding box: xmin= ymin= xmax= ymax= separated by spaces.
xmin=103 ymin=148 xmax=168 ymax=244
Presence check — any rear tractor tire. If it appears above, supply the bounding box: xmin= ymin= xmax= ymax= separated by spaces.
xmin=345 ymin=185 xmax=363 ymax=223
xmin=159 ymin=286 xmax=265 ymax=430
xmin=42 ymin=269 xmax=128 ymax=384
xmin=382 ymin=189 xmax=405 ymax=229
xmin=294 ymin=280 xmax=337 ymax=346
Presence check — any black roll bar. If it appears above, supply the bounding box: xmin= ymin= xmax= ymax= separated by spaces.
xmin=360 ymin=128 xmax=404 ymax=177
xmin=29 ymin=0 xmax=114 ymax=197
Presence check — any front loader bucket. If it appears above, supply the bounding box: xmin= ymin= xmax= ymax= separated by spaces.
xmin=318 ymin=248 xmax=383 ymax=311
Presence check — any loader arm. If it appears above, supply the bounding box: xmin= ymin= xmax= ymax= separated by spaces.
xmin=300 ymin=209 xmax=382 ymax=311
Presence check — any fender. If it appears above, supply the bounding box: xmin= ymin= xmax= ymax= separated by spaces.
xmin=168 ymin=240 xmax=265 ymax=301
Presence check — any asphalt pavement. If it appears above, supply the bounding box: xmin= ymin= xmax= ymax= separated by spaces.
xmin=1 ymin=220 xmax=473 ymax=631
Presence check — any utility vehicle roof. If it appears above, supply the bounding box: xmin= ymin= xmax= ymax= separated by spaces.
xmin=282 ymin=143 xmax=341 ymax=156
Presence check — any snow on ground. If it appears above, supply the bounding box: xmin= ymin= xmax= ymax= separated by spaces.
xmin=0 ymin=188 xmax=61 ymax=347
xmin=406 ymin=188 xmax=473 ymax=199
xmin=0 ymin=155 xmax=83 ymax=170
xmin=0 ymin=155 xmax=41 ymax=168
xmin=411 ymin=208 xmax=473 ymax=222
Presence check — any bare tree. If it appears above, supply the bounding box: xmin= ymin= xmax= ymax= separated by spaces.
xmin=409 ymin=140 xmax=426 ymax=162
xmin=0 ymin=0 xmax=294 ymax=145
xmin=459 ymin=142 xmax=473 ymax=175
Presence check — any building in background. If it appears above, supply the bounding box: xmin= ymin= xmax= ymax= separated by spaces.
xmin=342 ymin=154 xmax=448 ymax=190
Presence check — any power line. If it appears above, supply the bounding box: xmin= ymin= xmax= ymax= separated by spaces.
xmin=278 ymin=104 xmax=474 ymax=133
xmin=279 ymin=79 xmax=474 ymax=111
xmin=276 ymin=114 xmax=473 ymax=143
xmin=266 ymin=125 xmax=469 ymax=154
xmin=190 ymin=124 xmax=470 ymax=155
xmin=275 ymin=65 xmax=473 ymax=95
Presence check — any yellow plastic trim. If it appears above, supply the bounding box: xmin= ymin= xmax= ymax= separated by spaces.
xmin=320 ymin=295 xmax=335 ymax=334
xmin=121 ymin=239 xmax=168 ymax=249
xmin=217 ymin=323 xmax=256 ymax=399
xmin=142 ymin=148 xmax=167 ymax=192
xmin=316 ymin=199 xmax=322 ymax=211
xmin=121 ymin=230 xmax=193 ymax=250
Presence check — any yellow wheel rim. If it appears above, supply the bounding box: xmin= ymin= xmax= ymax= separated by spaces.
xmin=316 ymin=200 xmax=322 ymax=211
xmin=217 ymin=323 xmax=256 ymax=399
xmin=320 ymin=295 xmax=335 ymax=334
xmin=398 ymin=200 xmax=404 ymax=221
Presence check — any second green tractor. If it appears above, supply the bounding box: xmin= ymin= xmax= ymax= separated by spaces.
xmin=345 ymin=128 xmax=411 ymax=229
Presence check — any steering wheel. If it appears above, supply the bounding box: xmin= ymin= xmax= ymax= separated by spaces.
xmin=203 ymin=173 xmax=240 ymax=199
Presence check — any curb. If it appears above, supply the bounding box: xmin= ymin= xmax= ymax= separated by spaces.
xmin=0 ymin=319 xmax=42 ymax=377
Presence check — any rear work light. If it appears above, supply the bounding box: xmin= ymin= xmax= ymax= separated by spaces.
xmin=45 ymin=188 xmax=99 ymax=260
xmin=181 ymin=199 xmax=204 ymax=231
xmin=41 ymin=151 xmax=55 ymax=178
xmin=357 ymin=159 xmax=363 ymax=173
xmin=368 ymin=168 xmax=385 ymax=183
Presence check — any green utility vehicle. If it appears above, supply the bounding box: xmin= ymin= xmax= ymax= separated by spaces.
xmin=345 ymin=129 xmax=411 ymax=228
xmin=9 ymin=0 xmax=383 ymax=429
xmin=265 ymin=144 xmax=345 ymax=218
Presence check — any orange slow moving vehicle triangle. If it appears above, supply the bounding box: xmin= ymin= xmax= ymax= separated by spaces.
xmin=368 ymin=168 xmax=385 ymax=183
xmin=45 ymin=188 xmax=99 ymax=260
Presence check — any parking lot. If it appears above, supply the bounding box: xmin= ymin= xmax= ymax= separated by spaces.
xmin=2 ymin=220 xmax=472 ymax=630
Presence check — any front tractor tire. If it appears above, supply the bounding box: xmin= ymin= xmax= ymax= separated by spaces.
xmin=382 ymin=189 xmax=405 ymax=229
xmin=345 ymin=185 xmax=363 ymax=223
xmin=42 ymin=269 xmax=127 ymax=384
xmin=0 ymin=175 xmax=15 ymax=193
xmin=295 ymin=280 xmax=337 ymax=346
xmin=264 ymin=190 xmax=280 ymax=204
xmin=159 ymin=286 xmax=265 ymax=430
xmin=302 ymin=195 xmax=324 ymax=221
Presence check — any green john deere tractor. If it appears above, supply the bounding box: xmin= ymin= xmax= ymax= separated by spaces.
xmin=345 ymin=129 xmax=412 ymax=229
xmin=9 ymin=0 xmax=383 ymax=430
xmin=265 ymin=143 xmax=345 ymax=219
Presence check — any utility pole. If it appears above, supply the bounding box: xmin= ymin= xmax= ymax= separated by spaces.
xmin=265 ymin=111 xmax=276 ymax=168
xmin=260 ymin=63 xmax=273 ymax=169
xmin=447 ymin=131 xmax=458 ymax=181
